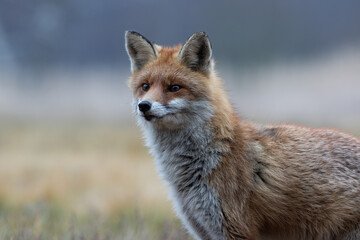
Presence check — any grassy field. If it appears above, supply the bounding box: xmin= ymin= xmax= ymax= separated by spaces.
xmin=0 ymin=121 xmax=191 ymax=240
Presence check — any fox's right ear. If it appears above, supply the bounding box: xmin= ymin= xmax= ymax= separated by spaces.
xmin=178 ymin=32 xmax=212 ymax=74
xmin=125 ymin=31 xmax=156 ymax=72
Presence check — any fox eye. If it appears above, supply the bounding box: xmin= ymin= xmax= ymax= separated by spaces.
xmin=142 ymin=83 xmax=150 ymax=91
xmin=168 ymin=85 xmax=182 ymax=92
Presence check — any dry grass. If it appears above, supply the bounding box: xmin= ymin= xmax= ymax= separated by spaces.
xmin=0 ymin=120 xmax=191 ymax=240
xmin=0 ymin=201 xmax=189 ymax=240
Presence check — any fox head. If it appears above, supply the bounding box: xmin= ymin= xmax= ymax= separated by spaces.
xmin=126 ymin=31 xmax=223 ymax=129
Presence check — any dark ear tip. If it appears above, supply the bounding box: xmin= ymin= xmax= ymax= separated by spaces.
xmin=125 ymin=31 xmax=144 ymax=39
xmin=197 ymin=31 xmax=208 ymax=36
xmin=125 ymin=31 xmax=154 ymax=49
xmin=192 ymin=32 xmax=209 ymax=39
xmin=190 ymin=32 xmax=211 ymax=50
xmin=187 ymin=32 xmax=211 ymax=48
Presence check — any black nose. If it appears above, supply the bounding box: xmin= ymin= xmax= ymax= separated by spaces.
xmin=138 ymin=101 xmax=152 ymax=113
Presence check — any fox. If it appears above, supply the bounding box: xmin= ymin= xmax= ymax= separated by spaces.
xmin=125 ymin=31 xmax=360 ymax=240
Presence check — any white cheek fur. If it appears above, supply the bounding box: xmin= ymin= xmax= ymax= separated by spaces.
xmin=135 ymin=97 xmax=213 ymax=126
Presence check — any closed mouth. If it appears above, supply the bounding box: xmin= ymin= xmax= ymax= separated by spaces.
xmin=144 ymin=114 xmax=158 ymax=121
xmin=143 ymin=113 xmax=176 ymax=121
xmin=142 ymin=113 xmax=164 ymax=121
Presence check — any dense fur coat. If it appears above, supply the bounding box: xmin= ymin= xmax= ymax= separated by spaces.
xmin=125 ymin=31 xmax=360 ymax=240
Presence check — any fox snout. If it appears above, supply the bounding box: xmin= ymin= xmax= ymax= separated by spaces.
xmin=138 ymin=101 xmax=151 ymax=113
xmin=138 ymin=100 xmax=155 ymax=121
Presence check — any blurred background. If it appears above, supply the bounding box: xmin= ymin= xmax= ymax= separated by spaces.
xmin=0 ymin=0 xmax=359 ymax=239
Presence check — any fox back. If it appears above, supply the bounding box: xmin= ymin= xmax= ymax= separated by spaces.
xmin=125 ymin=31 xmax=360 ymax=240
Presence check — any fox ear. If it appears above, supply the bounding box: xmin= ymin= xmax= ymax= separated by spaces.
xmin=178 ymin=32 xmax=212 ymax=73
xmin=125 ymin=31 xmax=156 ymax=72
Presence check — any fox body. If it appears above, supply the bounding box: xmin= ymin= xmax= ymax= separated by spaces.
xmin=125 ymin=31 xmax=360 ymax=240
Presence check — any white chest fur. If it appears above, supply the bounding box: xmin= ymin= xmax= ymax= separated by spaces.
xmin=143 ymin=123 xmax=225 ymax=240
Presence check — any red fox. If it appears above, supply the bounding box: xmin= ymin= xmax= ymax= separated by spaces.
xmin=125 ymin=31 xmax=360 ymax=240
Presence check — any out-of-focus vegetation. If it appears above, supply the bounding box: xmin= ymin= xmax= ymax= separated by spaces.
xmin=0 ymin=201 xmax=188 ymax=240
xmin=0 ymin=122 xmax=190 ymax=240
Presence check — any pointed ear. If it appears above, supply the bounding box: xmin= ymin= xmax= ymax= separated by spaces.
xmin=178 ymin=32 xmax=212 ymax=73
xmin=125 ymin=31 xmax=157 ymax=72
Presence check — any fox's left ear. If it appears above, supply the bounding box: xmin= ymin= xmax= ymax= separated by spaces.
xmin=125 ymin=31 xmax=157 ymax=72
xmin=178 ymin=32 xmax=212 ymax=74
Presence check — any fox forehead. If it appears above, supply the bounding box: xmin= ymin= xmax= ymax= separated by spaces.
xmin=129 ymin=46 xmax=211 ymax=101
xmin=136 ymin=64 xmax=191 ymax=86
xmin=129 ymin=45 xmax=187 ymax=86
xmin=155 ymin=45 xmax=182 ymax=62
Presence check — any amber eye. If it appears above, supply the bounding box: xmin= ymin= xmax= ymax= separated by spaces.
xmin=142 ymin=83 xmax=150 ymax=91
xmin=168 ymin=85 xmax=182 ymax=92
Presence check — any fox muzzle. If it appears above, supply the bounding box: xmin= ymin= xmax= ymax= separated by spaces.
xmin=138 ymin=101 xmax=152 ymax=113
